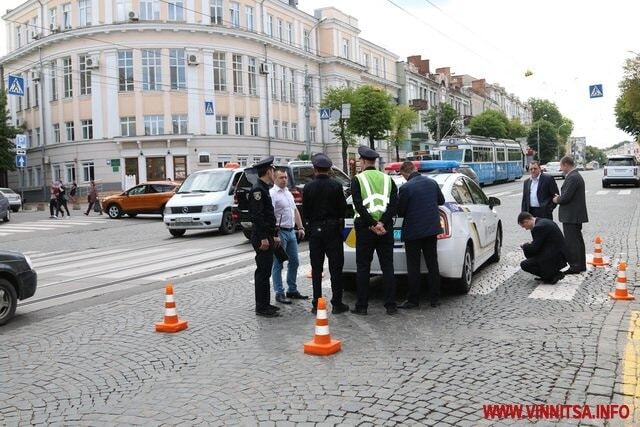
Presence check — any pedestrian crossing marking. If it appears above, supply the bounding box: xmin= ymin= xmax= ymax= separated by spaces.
xmin=619 ymin=190 xmax=632 ymax=195
xmin=596 ymin=190 xmax=609 ymax=195
xmin=527 ymin=273 xmax=586 ymax=301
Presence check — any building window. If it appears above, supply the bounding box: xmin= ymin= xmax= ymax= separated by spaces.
xmin=120 ymin=116 xmax=136 ymax=136
xmin=342 ymin=39 xmax=350 ymax=59
xmin=170 ymin=48 xmax=186 ymax=90
xmin=79 ymin=55 xmax=92 ymax=95
xmin=230 ymin=2 xmax=240 ymax=28
xmin=250 ymin=117 xmax=259 ymax=136
xmin=374 ymin=57 xmax=380 ymax=76
xmin=25 ymin=79 xmax=31 ymax=109
xmin=235 ymin=117 xmax=244 ymax=135
xmin=35 ymin=167 xmax=42 ymax=187
xmin=62 ymin=3 xmax=72 ymax=29
xmin=30 ymin=16 xmax=39 ymax=40
xmin=245 ymin=6 xmax=254 ymax=31
xmin=65 ymin=121 xmax=75 ymax=142
xmin=212 ymin=52 xmax=226 ymax=91
xmin=65 ymin=164 xmax=76 ymax=183
xmin=270 ymin=63 xmax=277 ymax=99
xmin=48 ymin=8 xmax=57 ymax=30
xmin=282 ymin=122 xmax=289 ymax=139
xmin=287 ymin=22 xmax=294 ymax=45
xmin=247 ymin=57 xmax=257 ymax=95
xmin=81 ymin=119 xmax=93 ymax=140
xmin=280 ymin=66 xmax=287 ymax=102
xmin=273 ymin=120 xmax=279 ymax=139
xmin=78 ymin=0 xmax=92 ymax=26
xmin=16 ymin=25 xmax=22 ymax=48
xmin=172 ymin=114 xmax=188 ymax=134
xmin=303 ymin=30 xmax=310 ymax=52
xmin=118 ymin=50 xmax=134 ymax=91
xmin=289 ymin=69 xmax=296 ymax=103
xmin=116 ymin=0 xmax=132 ymax=22
xmin=277 ymin=19 xmax=283 ymax=41
xmin=291 ymin=123 xmax=297 ymax=141
xmin=140 ymin=0 xmax=159 ymax=20
xmin=53 ymin=165 xmax=62 ymax=182
xmin=63 ymin=57 xmax=72 ymax=97
xmin=210 ymin=0 xmax=223 ymax=24
xmin=142 ymin=49 xmax=161 ymax=90
xmin=53 ymin=124 xmax=60 ymax=143
xmin=82 ymin=161 xmax=95 ymax=182
xmin=362 ymin=53 xmax=369 ymax=69
xmin=266 ymin=15 xmax=273 ymax=37
xmin=144 ymin=115 xmax=164 ymax=135
xmin=168 ymin=0 xmax=184 ymax=21
xmin=232 ymin=54 xmax=243 ymax=93
xmin=216 ymin=115 xmax=228 ymax=135
xmin=26 ymin=130 xmax=32 ymax=148
xmin=33 ymin=76 xmax=39 ymax=108
xmin=34 ymin=128 xmax=41 ymax=146
xmin=49 ymin=61 xmax=58 ymax=101
xmin=310 ymin=126 xmax=316 ymax=143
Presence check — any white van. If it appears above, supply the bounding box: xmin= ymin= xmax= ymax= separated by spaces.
xmin=163 ymin=166 xmax=244 ymax=237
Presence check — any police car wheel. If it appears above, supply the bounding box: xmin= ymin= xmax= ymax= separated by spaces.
xmin=0 ymin=279 xmax=18 ymax=326
xmin=455 ymin=244 xmax=474 ymax=293
xmin=489 ymin=226 xmax=502 ymax=263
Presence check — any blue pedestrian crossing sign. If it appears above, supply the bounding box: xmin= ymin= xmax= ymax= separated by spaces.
xmin=204 ymin=101 xmax=215 ymax=115
xmin=7 ymin=75 xmax=25 ymax=96
xmin=320 ymin=108 xmax=331 ymax=120
xmin=589 ymin=84 xmax=603 ymax=98
xmin=16 ymin=154 xmax=27 ymax=168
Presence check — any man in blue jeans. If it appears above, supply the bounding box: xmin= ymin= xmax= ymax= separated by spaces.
xmin=270 ymin=168 xmax=308 ymax=304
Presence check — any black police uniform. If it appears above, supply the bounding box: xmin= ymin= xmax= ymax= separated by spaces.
xmin=248 ymin=157 xmax=278 ymax=315
xmin=302 ymin=154 xmax=348 ymax=312
xmin=351 ymin=146 xmax=398 ymax=314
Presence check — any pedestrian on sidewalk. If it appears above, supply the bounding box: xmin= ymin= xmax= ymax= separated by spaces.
xmin=397 ymin=161 xmax=445 ymax=309
xmin=248 ymin=157 xmax=281 ymax=318
xmin=552 ymin=156 xmax=588 ymax=274
xmin=56 ymin=181 xmax=71 ymax=218
xmin=69 ymin=181 xmax=78 ymax=205
xmin=84 ymin=180 xmax=102 ymax=216
xmin=302 ymin=153 xmax=349 ymax=315
xmin=270 ymin=168 xmax=308 ymax=305
xmin=521 ymin=161 xmax=559 ymax=220
xmin=518 ymin=212 xmax=568 ymax=284
xmin=49 ymin=181 xmax=60 ymax=218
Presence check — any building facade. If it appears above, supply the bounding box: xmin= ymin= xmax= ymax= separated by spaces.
xmin=568 ymin=136 xmax=587 ymax=165
xmin=604 ymin=141 xmax=640 ymax=161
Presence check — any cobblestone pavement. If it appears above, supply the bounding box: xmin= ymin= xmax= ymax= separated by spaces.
xmin=1 ymin=174 xmax=640 ymax=425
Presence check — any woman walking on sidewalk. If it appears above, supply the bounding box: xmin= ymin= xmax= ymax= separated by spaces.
xmin=84 ymin=180 xmax=102 ymax=216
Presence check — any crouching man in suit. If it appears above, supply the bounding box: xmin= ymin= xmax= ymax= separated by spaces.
xmin=517 ymin=211 xmax=568 ymax=284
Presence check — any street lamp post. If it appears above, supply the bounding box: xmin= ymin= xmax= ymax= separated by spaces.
xmin=556 ymin=122 xmax=569 ymax=159
xmin=435 ymin=81 xmax=446 ymax=144
xmin=304 ymin=17 xmax=326 ymax=159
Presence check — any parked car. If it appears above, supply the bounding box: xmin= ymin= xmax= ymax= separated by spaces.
xmin=163 ymin=165 xmax=245 ymax=237
xmin=0 ymin=251 xmax=37 ymax=326
xmin=602 ymin=155 xmax=639 ymax=187
xmin=342 ymin=172 xmax=502 ymax=293
xmin=102 ymin=181 xmax=178 ymax=219
xmin=544 ymin=162 xmax=564 ymax=179
xmin=233 ymin=161 xmax=351 ymax=240
xmin=0 ymin=192 xmax=10 ymax=222
xmin=0 ymin=188 xmax=22 ymax=212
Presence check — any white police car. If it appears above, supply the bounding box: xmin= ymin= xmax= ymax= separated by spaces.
xmin=342 ymin=171 xmax=502 ymax=293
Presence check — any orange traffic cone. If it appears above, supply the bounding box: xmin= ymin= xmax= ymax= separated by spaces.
xmin=587 ymin=236 xmax=609 ymax=267
xmin=304 ymin=297 xmax=341 ymax=356
xmin=609 ymin=262 xmax=635 ymax=301
xmin=155 ymin=284 xmax=189 ymax=333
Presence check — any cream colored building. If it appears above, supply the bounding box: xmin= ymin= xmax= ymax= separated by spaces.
xmin=2 ymin=0 xmax=399 ymax=198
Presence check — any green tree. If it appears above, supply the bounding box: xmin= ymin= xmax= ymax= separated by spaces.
xmin=469 ymin=110 xmax=509 ymax=139
xmin=585 ymin=146 xmax=607 ymax=165
xmin=527 ymin=119 xmax=559 ymax=163
xmin=389 ymin=105 xmax=418 ymax=161
xmin=507 ymin=118 xmax=528 ymax=140
xmin=321 ymin=86 xmax=357 ymax=173
xmin=615 ymin=55 xmax=640 ymax=138
xmin=348 ymin=85 xmax=394 ymax=149
xmin=528 ymin=98 xmax=563 ymax=127
xmin=0 ymin=90 xmax=20 ymax=175
xmin=424 ymin=103 xmax=461 ymax=142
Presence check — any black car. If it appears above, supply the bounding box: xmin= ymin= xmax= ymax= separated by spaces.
xmin=233 ymin=161 xmax=351 ymax=240
xmin=0 ymin=251 xmax=37 ymax=325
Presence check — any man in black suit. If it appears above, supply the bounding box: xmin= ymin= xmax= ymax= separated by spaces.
xmin=521 ymin=161 xmax=559 ymax=220
xmin=553 ymin=156 xmax=588 ymax=274
xmin=518 ymin=212 xmax=568 ymax=284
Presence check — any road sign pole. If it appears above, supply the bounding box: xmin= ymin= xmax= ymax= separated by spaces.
xmin=304 ymin=65 xmax=311 ymax=159
xmin=21 ymin=168 xmax=25 ymax=209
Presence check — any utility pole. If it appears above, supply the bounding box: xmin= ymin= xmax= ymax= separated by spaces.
xmin=304 ymin=64 xmax=311 ymax=159
xmin=436 ymin=102 xmax=441 ymax=144
xmin=38 ymin=47 xmax=47 ymax=201
xmin=536 ymin=123 xmax=540 ymax=162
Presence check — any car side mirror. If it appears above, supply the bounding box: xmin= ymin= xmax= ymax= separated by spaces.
xmin=488 ymin=196 xmax=500 ymax=208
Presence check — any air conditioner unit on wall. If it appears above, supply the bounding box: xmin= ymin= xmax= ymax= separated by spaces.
xmin=259 ymin=63 xmax=270 ymax=74
xmin=86 ymin=56 xmax=99 ymax=69
xmin=128 ymin=11 xmax=139 ymax=22
xmin=187 ymin=54 xmax=199 ymax=66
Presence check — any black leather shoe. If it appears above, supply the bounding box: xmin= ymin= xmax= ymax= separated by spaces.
xmin=350 ymin=307 xmax=367 ymax=315
xmin=565 ymin=268 xmax=586 ymax=275
xmin=268 ymin=304 xmax=281 ymax=311
xmin=311 ymin=307 xmax=317 ymax=315
xmin=332 ymin=303 xmax=349 ymax=314
xmin=534 ymin=277 xmax=544 ymax=281
xmin=275 ymin=294 xmax=292 ymax=304
xmin=386 ymin=305 xmax=398 ymax=315
xmin=256 ymin=309 xmax=280 ymax=317
xmin=430 ymin=301 xmax=442 ymax=308
xmin=398 ymin=301 xmax=419 ymax=309
xmin=286 ymin=292 xmax=309 ymax=300
xmin=545 ymin=272 xmax=565 ymax=285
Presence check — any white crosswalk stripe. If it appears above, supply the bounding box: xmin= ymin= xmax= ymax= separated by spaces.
xmin=0 ymin=217 xmax=110 ymax=236
xmin=596 ymin=190 xmax=609 ymax=195
xmin=619 ymin=189 xmax=632 ymax=195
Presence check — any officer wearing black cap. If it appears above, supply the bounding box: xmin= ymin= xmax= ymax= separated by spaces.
xmin=302 ymin=153 xmax=350 ymax=315
xmin=350 ymin=145 xmax=398 ymax=315
xmin=248 ymin=156 xmax=281 ymax=317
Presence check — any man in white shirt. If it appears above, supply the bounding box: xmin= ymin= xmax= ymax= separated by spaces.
xmin=270 ymin=168 xmax=308 ymax=304
xmin=521 ymin=161 xmax=559 ymax=220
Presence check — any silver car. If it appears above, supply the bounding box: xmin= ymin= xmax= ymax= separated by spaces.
xmin=0 ymin=188 xmax=22 ymax=212
xmin=0 ymin=193 xmax=10 ymax=222
xmin=544 ymin=162 xmax=564 ymax=179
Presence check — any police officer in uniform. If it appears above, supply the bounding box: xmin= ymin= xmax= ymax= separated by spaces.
xmin=248 ymin=156 xmax=281 ymax=317
xmin=302 ymin=153 xmax=350 ymax=315
xmin=350 ymin=146 xmax=399 ymax=315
